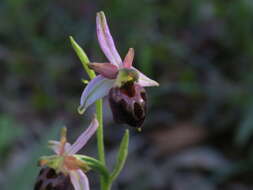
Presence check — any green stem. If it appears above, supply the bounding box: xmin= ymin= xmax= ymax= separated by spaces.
xmin=96 ymin=99 xmax=105 ymax=164
xmin=96 ymin=99 xmax=107 ymax=190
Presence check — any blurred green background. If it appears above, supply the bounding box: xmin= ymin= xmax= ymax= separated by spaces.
xmin=1 ymin=0 xmax=253 ymax=189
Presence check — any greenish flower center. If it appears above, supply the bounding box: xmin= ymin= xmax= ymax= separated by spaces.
xmin=115 ymin=68 xmax=139 ymax=87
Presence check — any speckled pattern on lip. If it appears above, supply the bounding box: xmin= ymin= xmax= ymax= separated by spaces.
xmin=109 ymin=82 xmax=147 ymax=127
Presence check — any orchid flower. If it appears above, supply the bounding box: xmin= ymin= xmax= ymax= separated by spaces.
xmin=79 ymin=11 xmax=159 ymax=127
xmin=35 ymin=117 xmax=99 ymax=190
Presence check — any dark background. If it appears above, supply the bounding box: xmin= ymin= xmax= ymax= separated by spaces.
xmin=1 ymin=0 xmax=253 ymax=189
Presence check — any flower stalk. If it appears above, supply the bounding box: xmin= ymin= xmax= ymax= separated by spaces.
xmin=69 ymin=10 xmax=158 ymax=190
xmin=70 ymin=36 xmax=107 ymax=189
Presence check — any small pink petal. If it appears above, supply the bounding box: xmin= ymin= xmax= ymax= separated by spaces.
xmin=89 ymin=62 xmax=118 ymax=79
xmin=96 ymin=11 xmax=122 ymax=67
xmin=69 ymin=170 xmax=90 ymax=190
xmin=123 ymin=48 xmax=134 ymax=68
xmin=79 ymin=75 xmax=114 ymax=114
xmin=48 ymin=140 xmax=71 ymax=155
xmin=67 ymin=117 xmax=99 ymax=155
xmin=133 ymin=68 xmax=159 ymax=87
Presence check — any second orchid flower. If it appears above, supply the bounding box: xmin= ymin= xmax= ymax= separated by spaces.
xmin=34 ymin=117 xmax=99 ymax=190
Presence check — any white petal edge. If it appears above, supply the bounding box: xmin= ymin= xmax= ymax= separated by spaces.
xmin=79 ymin=75 xmax=114 ymax=114
xmin=133 ymin=68 xmax=159 ymax=87
xmin=48 ymin=140 xmax=71 ymax=155
xmin=70 ymin=170 xmax=90 ymax=190
xmin=96 ymin=11 xmax=122 ymax=67
xmin=67 ymin=117 xmax=99 ymax=155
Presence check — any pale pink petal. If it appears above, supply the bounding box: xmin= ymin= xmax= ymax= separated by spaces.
xmin=79 ymin=75 xmax=114 ymax=114
xmin=133 ymin=68 xmax=159 ymax=87
xmin=67 ymin=117 xmax=99 ymax=154
xmin=123 ymin=48 xmax=134 ymax=68
xmin=48 ymin=140 xmax=72 ymax=155
xmin=70 ymin=170 xmax=90 ymax=190
xmin=96 ymin=11 xmax=122 ymax=67
xmin=89 ymin=62 xmax=118 ymax=79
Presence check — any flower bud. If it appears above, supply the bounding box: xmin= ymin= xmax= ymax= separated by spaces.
xmin=34 ymin=167 xmax=74 ymax=190
xmin=109 ymin=82 xmax=147 ymax=127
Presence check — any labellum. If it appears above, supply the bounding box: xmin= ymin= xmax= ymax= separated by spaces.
xmin=109 ymin=81 xmax=147 ymax=127
xmin=34 ymin=167 xmax=74 ymax=190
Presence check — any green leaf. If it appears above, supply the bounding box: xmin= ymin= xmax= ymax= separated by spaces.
xmin=110 ymin=129 xmax=129 ymax=181
xmin=69 ymin=36 xmax=96 ymax=79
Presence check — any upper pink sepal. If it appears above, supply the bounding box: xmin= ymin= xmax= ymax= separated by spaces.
xmin=89 ymin=62 xmax=118 ymax=79
xmin=96 ymin=11 xmax=122 ymax=67
xmin=123 ymin=48 xmax=134 ymax=68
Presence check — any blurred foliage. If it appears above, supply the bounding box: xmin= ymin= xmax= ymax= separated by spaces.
xmin=6 ymin=124 xmax=61 ymax=190
xmin=2 ymin=0 xmax=253 ymax=189
xmin=0 ymin=115 xmax=24 ymax=158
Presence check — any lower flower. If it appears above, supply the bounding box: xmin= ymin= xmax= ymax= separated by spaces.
xmin=34 ymin=117 xmax=99 ymax=190
xmin=34 ymin=167 xmax=74 ymax=190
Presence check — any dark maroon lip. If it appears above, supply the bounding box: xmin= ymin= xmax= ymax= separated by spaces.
xmin=109 ymin=82 xmax=147 ymax=127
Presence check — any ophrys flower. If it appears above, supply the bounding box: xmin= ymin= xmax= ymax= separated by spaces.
xmin=79 ymin=11 xmax=159 ymax=127
xmin=34 ymin=117 xmax=98 ymax=190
